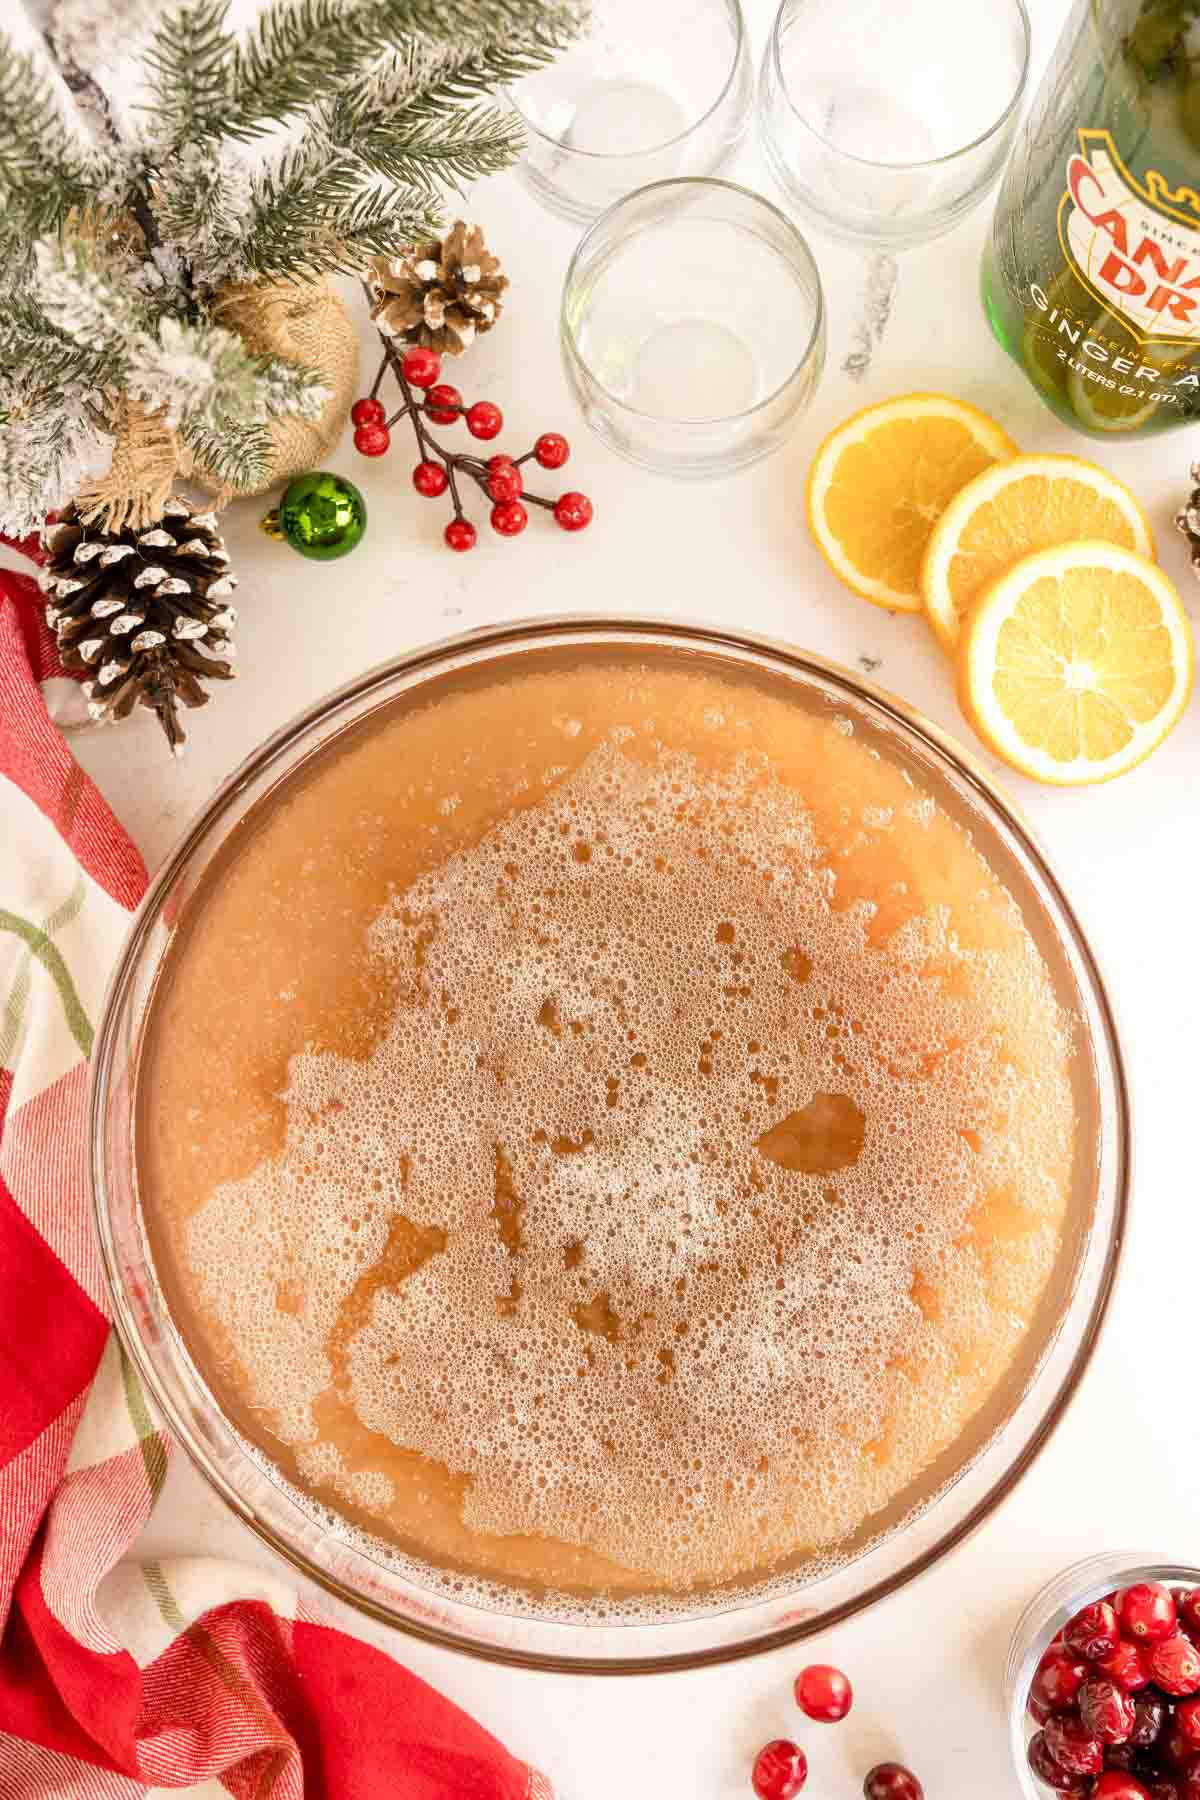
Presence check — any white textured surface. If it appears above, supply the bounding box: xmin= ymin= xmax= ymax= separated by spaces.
xmin=69 ymin=0 xmax=1200 ymax=1791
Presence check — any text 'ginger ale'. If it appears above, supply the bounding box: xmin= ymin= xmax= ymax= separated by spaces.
xmin=983 ymin=0 xmax=1200 ymax=437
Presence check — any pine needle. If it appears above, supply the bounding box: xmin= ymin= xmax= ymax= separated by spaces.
xmin=179 ymin=415 xmax=272 ymax=489
xmin=0 ymin=35 xmax=112 ymax=233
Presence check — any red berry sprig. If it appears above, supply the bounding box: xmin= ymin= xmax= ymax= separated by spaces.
xmin=352 ymin=339 xmax=594 ymax=550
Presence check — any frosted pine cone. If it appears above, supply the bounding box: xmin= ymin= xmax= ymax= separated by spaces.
xmin=41 ymin=497 xmax=237 ymax=755
xmin=1176 ymin=462 xmax=1200 ymax=580
xmin=368 ymin=222 xmax=507 ymax=356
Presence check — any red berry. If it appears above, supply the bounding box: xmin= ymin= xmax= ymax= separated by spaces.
xmin=411 ymin=460 xmax=448 ymax=498
xmin=863 ymin=1763 xmax=924 ymax=1800
xmin=1150 ymin=1637 xmax=1200 ymax=1696
xmin=1122 ymin=1585 xmax=1179 ymax=1644
xmin=400 ymin=346 xmax=441 ymax=388
xmin=1179 ymin=1700 xmax=1200 ymax=1753
xmin=1178 ymin=1593 xmax=1200 ymax=1639
xmin=490 ymin=499 xmax=528 ymax=536
xmin=1099 ymin=1640 xmax=1152 ymax=1692
xmin=1033 ymin=1645 xmax=1090 ymax=1714
xmin=1179 ymin=1763 xmax=1200 ymax=1800
xmin=1129 ymin=1693 xmax=1168 ymax=1746
xmin=1064 ymin=1601 xmax=1121 ymax=1662
xmin=424 ymin=383 xmax=463 ymax=425
xmin=465 ymin=400 xmax=503 ymax=440
xmin=354 ymin=422 xmax=390 ymax=456
xmin=1044 ymin=1709 xmax=1106 ymax=1776
xmin=1079 ymin=1675 xmax=1136 ymax=1743
xmin=1164 ymin=1723 xmax=1197 ymax=1768
xmin=444 ymin=518 xmax=476 ymax=552
xmin=751 ymin=1739 xmax=807 ymax=1800
xmin=486 ymin=456 xmax=524 ymax=502
xmin=794 ymin=1663 xmax=852 ymax=1723
xmin=351 ymin=396 xmax=385 ymax=426
xmin=554 ymin=490 xmax=594 ymax=532
xmin=1094 ymin=1775 xmax=1153 ymax=1800
xmin=534 ymin=431 xmax=570 ymax=469
xmin=1027 ymin=1691 xmax=1054 ymax=1726
xmin=1027 ymin=1732 xmax=1093 ymax=1796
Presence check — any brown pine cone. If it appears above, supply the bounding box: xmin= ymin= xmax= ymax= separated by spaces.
xmin=1175 ymin=461 xmax=1200 ymax=580
xmin=368 ymin=222 xmax=507 ymax=356
xmin=40 ymin=496 xmax=238 ymax=756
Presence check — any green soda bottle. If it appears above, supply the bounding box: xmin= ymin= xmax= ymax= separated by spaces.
xmin=983 ymin=0 xmax=1200 ymax=437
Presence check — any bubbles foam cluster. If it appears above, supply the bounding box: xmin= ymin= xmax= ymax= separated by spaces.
xmin=187 ymin=736 xmax=1073 ymax=1597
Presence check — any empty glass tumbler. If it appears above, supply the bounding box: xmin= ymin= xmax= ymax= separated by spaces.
xmin=758 ymin=0 xmax=1031 ymax=248
xmin=561 ymin=178 xmax=825 ymax=478
xmin=511 ymin=0 xmax=752 ymax=224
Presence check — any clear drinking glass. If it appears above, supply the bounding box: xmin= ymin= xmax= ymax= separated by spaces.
xmin=510 ymin=0 xmax=752 ymax=224
xmin=91 ymin=618 xmax=1128 ymax=1674
xmin=758 ymin=0 xmax=1032 ymax=248
xmin=1006 ymin=1554 xmax=1200 ymax=1798
xmin=561 ymin=179 xmax=825 ymax=478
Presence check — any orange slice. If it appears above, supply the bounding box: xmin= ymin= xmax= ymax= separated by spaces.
xmin=922 ymin=453 xmax=1153 ymax=653
xmin=806 ymin=394 xmax=1017 ymax=612
xmin=957 ymin=540 xmax=1193 ymax=786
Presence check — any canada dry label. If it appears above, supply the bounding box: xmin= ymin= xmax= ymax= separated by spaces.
xmin=1059 ymin=127 xmax=1200 ymax=343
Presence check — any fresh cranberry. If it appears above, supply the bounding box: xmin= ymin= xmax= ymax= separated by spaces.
xmin=443 ymin=518 xmax=476 ymax=552
xmin=1093 ymin=1774 xmax=1153 ymax=1800
xmin=485 ymin=456 xmax=523 ymax=503
xmin=1064 ymin=1601 xmax=1121 ymax=1662
xmin=411 ymin=460 xmax=448 ymax=497
xmin=863 ymin=1765 xmax=923 ymax=1800
xmin=1027 ymin=1691 xmax=1055 ymax=1725
xmin=490 ymin=499 xmax=528 ymax=536
xmin=1178 ymin=1700 xmax=1200 ymax=1752
xmin=1163 ymin=1723 xmax=1196 ymax=1768
xmin=1130 ymin=1693 xmax=1168 ymax=1747
xmin=794 ymin=1663 xmax=852 ymax=1723
xmin=534 ymin=431 xmax=570 ymax=469
xmin=465 ymin=400 xmax=503 ymax=439
xmin=350 ymin=396 xmax=385 ymax=426
xmin=400 ymin=346 xmax=441 ymax=388
xmin=1150 ymin=1637 xmax=1200 ymax=1696
xmin=424 ymin=383 xmax=463 ymax=425
xmin=1178 ymin=1592 xmax=1200 ymax=1640
xmin=353 ymin=422 xmax=390 ymax=456
xmin=1122 ymin=1585 xmax=1179 ymax=1644
xmin=1099 ymin=1640 xmax=1153 ymax=1692
xmin=1033 ymin=1646 xmax=1090 ymax=1713
xmin=1044 ymin=1709 xmax=1106 ymax=1775
xmin=554 ymin=490 xmax=594 ymax=532
xmin=1080 ymin=1675 xmax=1136 ymax=1743
xmin=751 ymin=1739 xmax=807 ymax=1800
xmin=1027 ymin=1731 xmax=1093 ymax=1795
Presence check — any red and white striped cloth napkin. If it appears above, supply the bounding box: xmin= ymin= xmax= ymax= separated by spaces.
xmin=0 ymin=548 xmax=551 ymax=1799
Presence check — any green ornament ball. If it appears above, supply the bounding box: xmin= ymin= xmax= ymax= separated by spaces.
xmin=270 ymin=471 xmax=367 ymax=560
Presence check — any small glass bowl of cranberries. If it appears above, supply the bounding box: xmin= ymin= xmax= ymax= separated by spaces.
xmin=1007 ymin=1553 xmax=1200 ymax=1800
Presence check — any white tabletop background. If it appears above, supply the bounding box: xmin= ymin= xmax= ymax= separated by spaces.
xmin=49 ymin=0 xmax=1200 ymax=1791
